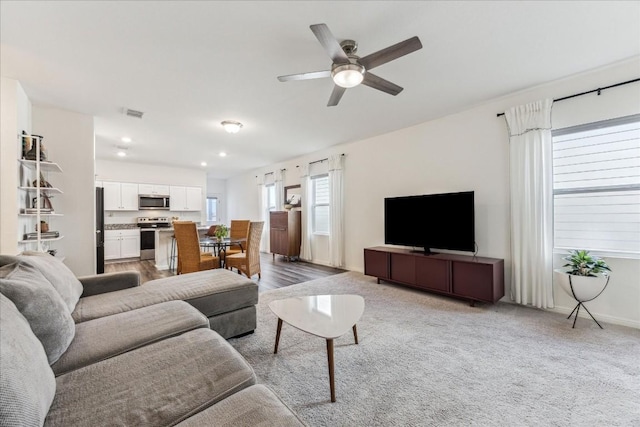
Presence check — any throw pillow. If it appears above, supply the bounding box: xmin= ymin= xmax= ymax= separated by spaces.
xmin=0 ymin=262 xmax=76 ymax=365
xmin=10 ymin=251 xmax=83 ymax=312
xmin=0 ymin=293 xmax=56 ymax=426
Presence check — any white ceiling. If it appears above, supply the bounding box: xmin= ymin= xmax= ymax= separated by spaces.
xmin=2 ymin=1 xmax=639 ymax=179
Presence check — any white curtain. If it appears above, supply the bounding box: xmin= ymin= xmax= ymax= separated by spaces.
xmin=328 ymin=155 xmax=344 ymax=267
xmin=257 ymin=174 xmax=268 ymax=252
xmin=299 ymin=164 xmax=312 ymax=261
xmin=505 ymin=99 xmax=554 ymax=309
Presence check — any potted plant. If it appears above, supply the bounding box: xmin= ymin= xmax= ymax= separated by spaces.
xmin=214 ymin=224 xmax=228 ymax=242
xmin=554 ymin=249 xmax=612 ymax=302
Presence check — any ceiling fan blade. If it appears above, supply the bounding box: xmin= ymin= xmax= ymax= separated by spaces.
xmin=361 ymin=72 xmax=403 ymax=96
xmin=327 ymin=85 xmax=346 ymax=107
xmin=278 ymin=70 xmax=331 ymax=82
xmin=310 ymin=23 xmax=350 ymax=64
xmin=358 ymin=36 xmax=422 ymax=71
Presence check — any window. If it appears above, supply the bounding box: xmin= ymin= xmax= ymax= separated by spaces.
xmin=206 ymin=197 xmax=218 ymax=222
xmin=312 ymin=174 xmax=329 ymax=233
xmin=266 ymin=184 xmax=276 ymax=211
xmin=553 ymin=114 xmax=640 ymax=256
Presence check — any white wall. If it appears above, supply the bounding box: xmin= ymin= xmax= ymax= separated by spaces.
xmin=32 ymin=106 xmax=95 ymax=276
xmin=227 ymin=58 xmax=640 ymax=327
xmin=0 ymin=78 xmax=31 ymax=255
xmin=96 ymin=160 xmax=207 ymax=225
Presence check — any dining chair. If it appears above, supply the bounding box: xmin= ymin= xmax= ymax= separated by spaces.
xmin=199 ymin=225 xmax=218 ymax=253
xmin=225 ymin=221 xmax=264 ymax=279
xmin=205 ymin=225 xmax=218 ymax=237
xmin=222 ymin=220 xmax=250 ymax=257
xmin=173 ymin=221 xmax=220 ymax=274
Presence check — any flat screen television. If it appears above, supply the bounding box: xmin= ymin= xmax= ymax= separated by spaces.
xmin=384 ymin=191 xmax=475 ymax=254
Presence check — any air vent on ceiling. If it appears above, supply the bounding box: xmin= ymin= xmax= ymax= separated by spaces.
xmin=125 ymin=108 xmax=144 ymax=119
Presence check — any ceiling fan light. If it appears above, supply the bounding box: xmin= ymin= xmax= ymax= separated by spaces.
xmin=331 ymin=64 xmax=365 ymax=88
xmin=221 ymin=120 xmax=243 ymax=134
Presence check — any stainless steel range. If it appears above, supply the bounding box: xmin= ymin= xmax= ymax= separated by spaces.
xmin=137 ymin=217 xmax=171 ymax=260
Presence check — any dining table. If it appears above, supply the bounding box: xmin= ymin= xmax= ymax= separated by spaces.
xmin=200 ymin=237 xmax=246 ymax=267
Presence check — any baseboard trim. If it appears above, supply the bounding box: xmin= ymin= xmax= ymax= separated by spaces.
xmin=549 ymin=305 xmax=640 ymax=329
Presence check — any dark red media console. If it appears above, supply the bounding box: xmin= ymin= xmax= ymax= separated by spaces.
xmin=364 ymin=247 xmax=504 ymax=305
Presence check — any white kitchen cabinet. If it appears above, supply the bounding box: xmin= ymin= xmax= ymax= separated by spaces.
xmin=104 ymin=182 xmax=139 ymax=211
xmin=104 ymin=232 xmax=120 ymax=260
xmin=104 ymin=229 xmax=140 ymax=260
xmin=185 ymin=186 xmax=202 ymax=211
xmin=170 ymin=186 xmax=202 ymax=211
xmin=138 ymin=184 xmax=170 ymax=195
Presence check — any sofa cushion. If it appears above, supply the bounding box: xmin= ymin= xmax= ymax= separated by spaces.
xmin=0 ymin=262 xmax=75 ymax=364
xmin=0 ymin=252 xmax=83 ymax=312
xmin=0 ymin=294 xmax=56 ymax=427
xmin=72 ymin=268 xmax=258 ymax=323
xmin=45 ymin=328 xmax=256 ymax=427
xmin=52 ymin=300 xmax=209 ymax=376
xmin=175 ymin=384 xmax=306 ymax=427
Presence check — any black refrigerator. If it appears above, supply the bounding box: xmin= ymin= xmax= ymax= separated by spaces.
xmin=96 ymin=187 xmax=105 ymax=274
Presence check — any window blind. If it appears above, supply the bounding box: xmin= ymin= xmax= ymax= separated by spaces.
xmin=312 ymin=175 xmax=329 ymax=233
xmin=553 ymin=114 xmax=640 ymax=254
xmin=206 ymin=197 xmax=218 ymax=222
xmin=266 ymin=184 xmax=276 ymax=211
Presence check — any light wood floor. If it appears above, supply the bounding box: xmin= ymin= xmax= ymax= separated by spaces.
xmin=105 ymin=252 xmax=346 ymax=292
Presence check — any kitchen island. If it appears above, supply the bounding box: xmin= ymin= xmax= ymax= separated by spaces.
xmin=155 ymin=226 xmax=210 ymax=270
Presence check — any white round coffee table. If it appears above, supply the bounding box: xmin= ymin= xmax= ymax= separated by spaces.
xmin=268 ymin=294 xmax=365 ymax=402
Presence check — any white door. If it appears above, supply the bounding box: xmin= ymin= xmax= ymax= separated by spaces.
xmin=185 ymin=187 xmax=202 ymax=211
xmin=170 ymin=186 xmax=186 ymax=211
xmin=120 ymin=183 xmax=139 ymax=211
xmin=120 ymin=232 xmax=140 ymax=258
xmin=104 ymin=231 xmax=120 ymax=260
xmin=153 ymin=185 xmax=170 ymax=195
xmin=138 ymin=184 xmax=154 ymax=195
xmin=103 ymin=182 xmax=121 ymax=210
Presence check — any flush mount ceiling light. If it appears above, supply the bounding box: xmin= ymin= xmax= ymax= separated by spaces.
xmin=331 ymin=63 xmax=365 ymax=88
xmin=121 ymin=136 xmax=132 ymax=143
xmin=219 ymin=152 xmax=227 ymax=157
xmin=221 ymin=120 xmax=243 ymax=134
xmin=117 ymin=151 xmax=127 ymax=157
xmin=201 ymin=161 xmax=207 ymax=167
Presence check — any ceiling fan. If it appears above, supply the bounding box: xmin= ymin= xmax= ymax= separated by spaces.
xmin=278 ymin=23 xmax=422 ymax=107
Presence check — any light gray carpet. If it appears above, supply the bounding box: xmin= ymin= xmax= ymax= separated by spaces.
xmin=229 ymin=271 xmax=640 ymax=426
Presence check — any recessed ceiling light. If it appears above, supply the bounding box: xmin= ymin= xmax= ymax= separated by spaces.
xmin=117 ymin=151 xmax=127 ymax=157
xmin=219 ymin=152 xmax=227 ymax=157
xmin=201 ymin=161 xmax=207 ymax=166
xmin=121 ymin=137 xmax=132 ymax=143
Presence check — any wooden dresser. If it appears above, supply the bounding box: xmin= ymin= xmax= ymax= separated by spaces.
xmin=270 ymin=210 xmax=301 ymax=260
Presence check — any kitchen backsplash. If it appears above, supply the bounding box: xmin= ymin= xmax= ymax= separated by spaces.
xmin=104 ymin=210 xmax=201 ymax=225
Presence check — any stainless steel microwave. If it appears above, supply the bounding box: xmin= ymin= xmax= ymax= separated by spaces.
xmin=138 ymin=194 xmax=170 ymax=210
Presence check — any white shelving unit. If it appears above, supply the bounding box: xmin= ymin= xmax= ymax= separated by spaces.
xmin=18 ymin=133 xmax=64 ymax=253
xmin=18 ymin=186 xmax=63 ymax=195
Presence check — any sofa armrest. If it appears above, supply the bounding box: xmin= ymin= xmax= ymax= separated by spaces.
xmin=78 ymin=272 xmax=141 ymax=297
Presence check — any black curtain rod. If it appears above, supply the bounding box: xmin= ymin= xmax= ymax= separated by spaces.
xmin=496 ymin=77 xmax=640 ymax=118
xmin=254 ymin=168 xmax=287 ymax=178
xmin=296 ymin=153 xmax=345 ymax=168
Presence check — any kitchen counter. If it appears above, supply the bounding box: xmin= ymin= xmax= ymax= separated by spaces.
xmin=105 ymin=223 xmax=139 ymax=230
xmin=157 ymin=226 xmax=210 ymax=232
xmin=154 ymin=225 xmax=211 ymax=270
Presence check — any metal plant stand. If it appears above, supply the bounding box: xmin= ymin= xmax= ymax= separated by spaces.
xmin=566 ymin=275 xmax=610 ymax=329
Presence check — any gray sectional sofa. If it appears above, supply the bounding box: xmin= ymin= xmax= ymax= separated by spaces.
xmin=0 ymin=253 xmax=304 ymax=426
